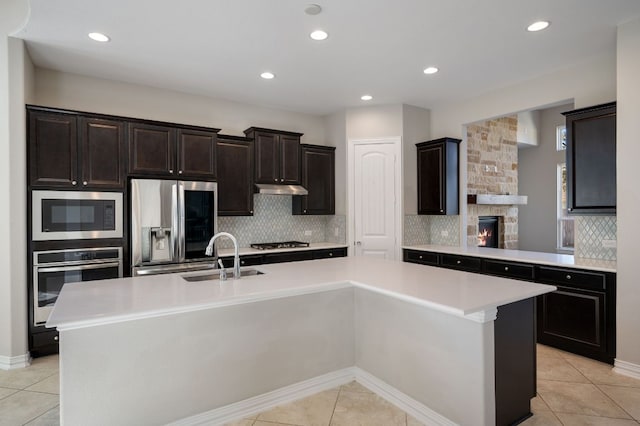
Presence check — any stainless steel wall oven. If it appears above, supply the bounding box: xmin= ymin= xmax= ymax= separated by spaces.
xmin=33 ymin=247 xmax=123 ymax=326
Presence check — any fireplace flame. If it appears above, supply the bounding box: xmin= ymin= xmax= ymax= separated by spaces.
xmin=478 ymin=229 xmax=492 ymax=247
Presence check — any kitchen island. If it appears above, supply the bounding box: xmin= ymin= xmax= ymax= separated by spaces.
xmin=47 ymin=256 xmax=555 ymax=426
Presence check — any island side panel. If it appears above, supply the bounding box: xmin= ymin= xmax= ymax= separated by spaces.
xmin=58 ymin=288 xmax=355 ymax=425
xmin=494 ymin=297 xmax=536 ymax=426
xmin=353 ymin=288 xmax=496 ymax=426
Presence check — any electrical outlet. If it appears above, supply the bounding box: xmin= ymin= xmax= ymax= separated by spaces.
xmin=441 ymin=230 xmax=449 ymax=237
xmin=304 ymin=230 xmax=312 ymax=236
xmin=601 ymin=239 xmax=617 ymax=248
xmin=334 ymin=227 xmax=339 ymax=237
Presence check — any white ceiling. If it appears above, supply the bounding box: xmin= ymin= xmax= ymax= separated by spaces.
xmin=15 ymin=0 xmax=640 ymax=115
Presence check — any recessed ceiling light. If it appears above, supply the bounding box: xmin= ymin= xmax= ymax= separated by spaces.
xmin=88 ymin=32 xmax=110 ymax=42
xmin=260 ymin=72 xmax=275 ymax=80
xmin=423 ymin=66 xmax=439 ymax=75
xmin=527 ymin=21 xmax=550 ymax=32
xmin=310 ymin=30 xmax=329 ymax=41
xmin=361 ymin=95 xmax=373 ymax=101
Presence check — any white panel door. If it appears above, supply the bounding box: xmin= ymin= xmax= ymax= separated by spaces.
xmin=353 ymin=143 xmax=397 ymax=259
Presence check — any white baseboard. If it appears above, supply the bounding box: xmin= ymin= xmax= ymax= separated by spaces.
xmin=169 ymin=368 xmax=356 ymax=426
xmin=0 ymin=353 xmax=31 ymax=370
xmin=353 ymin=367 xmax=457 ymax=426
xmin=170 ymin=367 xmax=457 ymax=426
xmin=614 ymin=359 xmax=640 ymax=380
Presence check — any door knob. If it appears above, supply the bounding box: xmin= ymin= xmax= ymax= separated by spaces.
xmin=356 ymin=241 xmax=362 ymax=246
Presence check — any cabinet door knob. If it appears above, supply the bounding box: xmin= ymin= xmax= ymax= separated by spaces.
xmin=566 ymin=274 xmax=572 ymax=280
xmin=178 ymin=170 xmax=183 ymax=175
xmin=169 ymin=169 xmax=174 ymax=174
xmin=54 ymin=335 xmax=59 ymax=341
xmin=280 ymin=179 xmax=284 ymax=182
xmin=504 ymin=266 xmax=509 ymax=271
xmin=274 ymin=178 xmax=278 ymax=182
xmin=241 ymin=260 xmax=245 ymax=265
xmin=83 ymin=181 xmax=88 ymax=186
xmin=329 ymin=253 xmax=333 ymax=257
xmin=419 ymin=255 xmax=423 ymax=259
xmin=250 ymin=210 xmax=253 ymax=214
xmin=440 ymin=209 xmax=444 ymax=213
xmin=72 ymin=180 xmax=77 ymax=185
xmin=456 ymin=260 xmax=461 ymax=264
xmin=304 ymin=210 xmax=307 ymax=213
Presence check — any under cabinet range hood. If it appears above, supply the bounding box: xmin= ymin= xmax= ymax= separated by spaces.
xmin=254 ymin=183 xmax=308 ymax=195
xmin=467 ymin=194 xmax=528 ymax=205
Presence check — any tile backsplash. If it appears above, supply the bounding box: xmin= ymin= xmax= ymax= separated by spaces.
xmin=574 ymin=215 xmax=617 ymax=260
xmin=217 ymin=194 xmax=346 ymax=249
xmin=403 ymin=215 xmax=460 ymax=246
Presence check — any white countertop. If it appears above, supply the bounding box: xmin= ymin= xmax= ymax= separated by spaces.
xmin=217 ymin=242 xmax=348 ymax=257
xmin=403 ymin=245 xmax=616 ymax=273
xmin=47 ymin=256 xmax=554 ymax=331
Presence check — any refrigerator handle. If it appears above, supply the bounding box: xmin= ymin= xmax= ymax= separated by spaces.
xmin=176 ymin=181 xmax=186 ymax=262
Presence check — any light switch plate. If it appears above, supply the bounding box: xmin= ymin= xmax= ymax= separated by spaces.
xmin=601 ymin=239 xmax=617 ymax=248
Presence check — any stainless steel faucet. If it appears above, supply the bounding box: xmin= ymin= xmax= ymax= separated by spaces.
xmin=205 ymin=232 xmax=241 ymax=279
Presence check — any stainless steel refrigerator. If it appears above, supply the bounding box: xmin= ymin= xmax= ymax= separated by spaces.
xmin=130 ymin=179 xmax=218 ymax=276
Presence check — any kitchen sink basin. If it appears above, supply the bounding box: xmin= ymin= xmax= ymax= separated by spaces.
xmin=182 ymin=268 xmax=264 ymax=282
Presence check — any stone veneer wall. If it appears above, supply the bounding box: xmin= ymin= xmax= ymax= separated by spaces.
xmin=466 ymin=116 xmax=519 ymax=249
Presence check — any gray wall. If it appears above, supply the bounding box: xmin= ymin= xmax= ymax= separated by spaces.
xmin=518 ymin=103 xmax=572 ymax=253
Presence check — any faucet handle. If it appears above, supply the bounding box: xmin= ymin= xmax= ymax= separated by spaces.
xmin=218 ymin=259 xmax=227 ymax=281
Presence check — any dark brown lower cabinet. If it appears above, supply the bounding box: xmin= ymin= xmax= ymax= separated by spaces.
xmin=402 ymin=249 xmax=616 ymax=364
xmin=220 ymin=247 xmax=347 ymax=268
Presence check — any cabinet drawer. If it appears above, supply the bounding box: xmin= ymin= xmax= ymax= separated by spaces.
xmin=537 ymin=266 xmax=606 ymax=291
xmin=263 ymin=251 xmax=313 ymax=264
xmin=483 ymin=259 xmax=535 ymax=281
xmin=220 ymin=254 xmax=264 ymax=268
xmin=440 ymin=254 xmax=481 ymax=272
xmin=312 ymin=248 xmax=347 ymax=259
xmin=31 ymin=330 xmax=59 ymax=348
xmin=403 ymin=250 xmax=439 ymax=266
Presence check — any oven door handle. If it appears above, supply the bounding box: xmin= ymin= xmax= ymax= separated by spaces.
xmin=36 ymin=262 xmax=122 ymax=273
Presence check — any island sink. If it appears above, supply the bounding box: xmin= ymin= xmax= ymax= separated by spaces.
xmin=182 ymin=268 xmax=264 ymax=282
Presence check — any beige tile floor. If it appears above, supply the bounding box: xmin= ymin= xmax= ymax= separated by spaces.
xmin=1 ymin=345 xmax=640 ymax=425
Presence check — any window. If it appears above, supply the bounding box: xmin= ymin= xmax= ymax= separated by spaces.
xmin=557 ymin=163 xmax=574 ymax=251
xmin=556 ymin=125 xmax=567 ymax=151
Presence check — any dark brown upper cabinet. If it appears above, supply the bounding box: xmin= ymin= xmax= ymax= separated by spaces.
xmin=293 ymin=144 xmax=335 ymax=215
xmin=129 ymin=122 xmax=219 ymax=180
xmin=416 ymin=137 xmax=461 ymax=215
xmin=28 ymin=107 xmax=125 ymax=189
xmin=563 ymin=102 xmax=616 ymax=215
xmin=244 ymin=127 xmax=303 ymax=185
xmin=217 ymin=135 xmax=254 ymax=216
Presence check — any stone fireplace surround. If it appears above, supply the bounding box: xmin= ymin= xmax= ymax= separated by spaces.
xmin=466 ymin=116 xmax=520 ymax=249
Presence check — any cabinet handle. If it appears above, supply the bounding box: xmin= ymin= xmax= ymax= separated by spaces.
xmin=54 ymin=335 xmax=59 ymax=341
xmin=504 ymin=266 xmax=509 ymax=271
xmin=250 ymin=211 xmax=253 ymax=214
xmin=456 ymin=260 xmax=461 ymax=264
xmin=83 ymin=181 xmax=88 ymax=186
xmin=419 ymin=255 xmax=423 ymax=259
xmin=274 ymin=178 xmax=278 ymax=182
xmin=304 ymin=210 xmax=307 ymax=213
xmin=329 ymin=253 xmax=333 ymax=257
xmin=72 ymin=180 xmax=77 ymax=186
xmin=566 ymin=274 xmax=572 ymax=280
xmin=280 ymin=179 xmax=284 ymax=182
xmin=178 ymin=170 xmax=183 ymax=175
xmin=241 ymin=260 xmax=245 ymax=265
xmin=440 ymin=209 xmax=444 ymax=213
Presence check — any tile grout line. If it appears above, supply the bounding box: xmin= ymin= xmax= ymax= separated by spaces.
xmin=21 ymin=403 xmax=59 ymax=426
xmin=327 ymin=383 xmax=342 ymax=426
xmin=593 ymin=382 xmax=639 ymax=422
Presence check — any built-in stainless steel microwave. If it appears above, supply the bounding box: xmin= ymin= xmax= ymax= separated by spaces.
xmin=32 ymin=190 xmax=123 ymax=241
